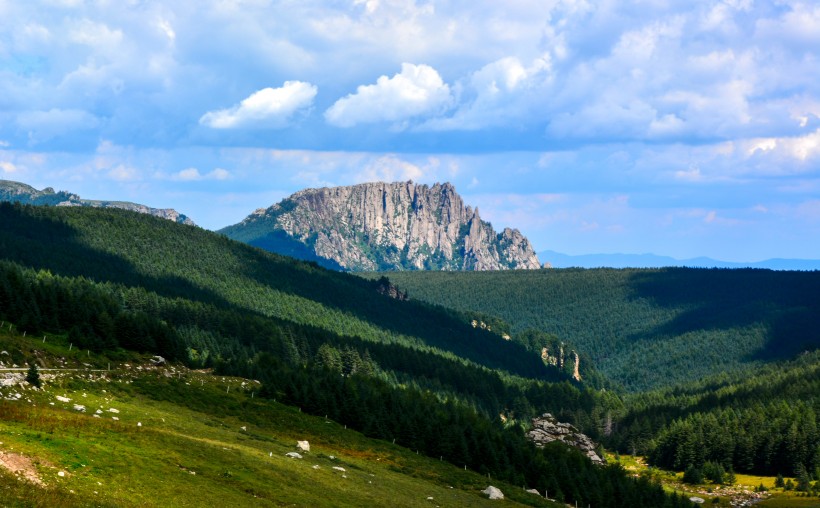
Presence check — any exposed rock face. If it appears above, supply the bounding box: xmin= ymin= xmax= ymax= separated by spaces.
xmin=526 ymin=413 xmax=604 ymax=465
xmin=220 ymin=181 xmax=541 ymax=271
xmin=0 ymin=179 xmax=195 ymax=226
xmin=374 ymin=276 xmax=409 ymax=301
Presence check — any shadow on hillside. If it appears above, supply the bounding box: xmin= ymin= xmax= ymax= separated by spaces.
xmin=234 ymin=246 xmax=555 ymax=380
xmin=625 ymin=268 xmax=820 ymax=360
xmin=0 ymin=202 xmax=234 ymax=310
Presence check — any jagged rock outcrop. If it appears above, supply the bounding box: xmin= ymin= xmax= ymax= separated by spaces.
xmin=526 ymin=413 xmax=604 ymax=465
xmin=0 ymin=179 xmax=195 ymax=225
xmin=374 ymin=276 xmax=409 ymax=301
xmin=220 ymin=181 xmax=541 ymax=271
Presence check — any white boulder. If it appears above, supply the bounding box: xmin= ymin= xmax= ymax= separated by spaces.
xmin=482 ymin=486 xmax=504 ymax=500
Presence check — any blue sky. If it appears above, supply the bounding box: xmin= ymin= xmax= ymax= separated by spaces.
xmin=1 ymin=0 xmax=819 ymax=261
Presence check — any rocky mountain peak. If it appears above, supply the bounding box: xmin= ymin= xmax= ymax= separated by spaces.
xmin=0 ymin=179 xmax=195 ymax=226
xmin=221 ymin=181 xmax=541 ymax=271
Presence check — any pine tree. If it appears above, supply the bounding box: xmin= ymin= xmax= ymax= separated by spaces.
xmin=26 ymin=361 xmax=41 ymax=388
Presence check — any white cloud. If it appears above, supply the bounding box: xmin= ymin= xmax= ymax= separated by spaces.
xmin=171 ymin=167 xmax=233 ymax=181
xmin=325 ymin=63 xmax=452 ymax=128
xmin=0 ymin=161 xmax=18 ymax=173
xmin=742 ymin=129 xmax=820 ymax=163
xmin=68 ymin=19 xmax=123 ymax=53
xmin=200 ymin=81 xmax=317 ymax=129
xmin=108 ymin=164 xmax=138 ymax=181
xmin=355 ymin=155 xmax=426 ymax=182
xmin=176 ymin=168 xmax=201 ymax=181
xmin=421 ymin=55 xmax=553 ymax=131
xmin=0 ymin=141 xmax=10 ymax=148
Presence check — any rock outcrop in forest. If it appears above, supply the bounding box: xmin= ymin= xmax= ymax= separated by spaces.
xmin=527 ymin=413 xmax=604 ymax=465
xmin=220 ymin=181 xmax=541 ymax=271
xmin=0 ymin=179 xmax=195 ymax=225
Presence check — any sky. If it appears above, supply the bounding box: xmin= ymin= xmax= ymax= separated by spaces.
xmin=1 ymin=0 xmax=819 ymax=262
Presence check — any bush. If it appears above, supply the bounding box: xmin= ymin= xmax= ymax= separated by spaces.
xmin=683 ymin=465 xmax=704 ymax=485
xmin=703 ymin=461 xmax=726 ymax=484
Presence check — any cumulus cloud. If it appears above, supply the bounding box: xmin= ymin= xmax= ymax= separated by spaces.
xmin=325 ymin=63 xmax=453 ymax=128
xmin=171 ymin=167 xmax=232 ymax=181
xmin=200 ymin=82 xmax=317 ymax=129
xmin=354 ymin=155 xmax=427 ymax=182
xmin=421 ymin=56 xmax=552 ymax=131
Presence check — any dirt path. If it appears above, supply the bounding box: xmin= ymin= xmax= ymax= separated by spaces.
xmin=0 ymin=451 xmax=44 ymax=485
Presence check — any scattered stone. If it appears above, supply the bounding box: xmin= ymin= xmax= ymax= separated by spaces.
xmin=312 ymin=465 xmax=320 ymax=469
xmin=426 ymin=496 xmax=434 ymax=500
xmin=57 ymin=471 xmax=65 ymax=477
xmin=482 ymin=486 xmax=504 ymax=500
xmin=240 ymin=426 xmax=247 ymax=432
xmin=297 ymin=440 xmax=310 ymax=452
xmin=526 ymin=488 xmax=540 ymax=495
xmin=108 ymin=408 xmax=119 ymax=413
xmin=56 ymin=396 xmax=71 ymax=403
xmin=332 ymin=466 xmax=346 ymax=472
xmin=137 ymin=422 xmax=142 ymax=427
xmin=689 ymin=497 xmax=705 ymax=504
xmin=285 ymin=452 xmax=303 ymax=459
xmin=73 ymin=404 xmax=86 ymax=412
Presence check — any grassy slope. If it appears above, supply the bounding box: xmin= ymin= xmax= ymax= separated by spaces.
xmin=0 ymin=330 xmax=558 ymax=508
xmin=377 ymin=268 xmax=820 ymax=391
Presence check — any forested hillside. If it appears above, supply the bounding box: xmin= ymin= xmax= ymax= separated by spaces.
xmin=612 ymin=352 xmax=820 ymax=478
xmin=0 ymin=202 xmax=692 ymax=507
xmin=378 ymin=268 xmax=820 ymax=391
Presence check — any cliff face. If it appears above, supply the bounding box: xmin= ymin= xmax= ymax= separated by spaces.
xmin=221 ymin=181 xmax=541 ymax=271
xmin=0 ymin=180 xmax=195 ymax=226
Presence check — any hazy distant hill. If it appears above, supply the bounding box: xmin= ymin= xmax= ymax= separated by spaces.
xmin=539 ymin=249 xmax=820 ymax=271
xmin=0 ymin=179 xmax=195 ymax=225
xmin=221 ymin=181 xmax=541 ymax=271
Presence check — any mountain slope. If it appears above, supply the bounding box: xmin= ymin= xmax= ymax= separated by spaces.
xmin=0 ymin=203 xmax=695 ymax=507
xmin=220 ymin=181 xmax=541 ymax=271
xmin=376 ymin=268 xmax=820 ymax=391
xmin=0 ymin=330 xmax=559 ymax=508
xmin=0 ymin=179 xmax=195 ymax=225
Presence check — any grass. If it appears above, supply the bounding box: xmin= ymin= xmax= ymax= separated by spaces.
xmin=1 ymin=330 xmax=560 ymax=507
xmin=605 ymin=454 xmax=820 ymax=508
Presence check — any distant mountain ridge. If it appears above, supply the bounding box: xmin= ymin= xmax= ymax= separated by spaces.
xmin=540 ymin=250 xmax=820 ymax=271
xmin=0 ymin=179 xmax=195 ymax=225
xmin=221 ymin=181 xmax=541 ymax=271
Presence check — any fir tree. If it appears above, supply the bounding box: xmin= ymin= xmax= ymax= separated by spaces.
xmin=25 ymin=361 xmax=41 ymax=388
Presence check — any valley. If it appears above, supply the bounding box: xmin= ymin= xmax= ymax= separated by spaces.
xmin=0 ymin=201 xmax=817 ymax=506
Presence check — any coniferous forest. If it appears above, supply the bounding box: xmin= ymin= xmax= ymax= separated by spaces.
xmin=2 ymin=201 xmax=819 ymax=504
xmin=0 ymin=202 xmax=696 ymax=507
